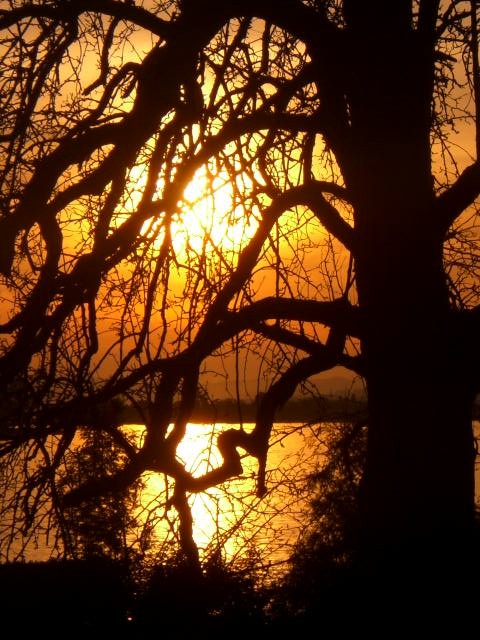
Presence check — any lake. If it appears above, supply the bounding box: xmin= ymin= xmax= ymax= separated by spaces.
xmin=132 ymin=421 xmax=328 ymax=576
xmin=4 ymin=420 xmax=480 ymax=576
xmin=132 ymin=419 xmax=480 ymax=575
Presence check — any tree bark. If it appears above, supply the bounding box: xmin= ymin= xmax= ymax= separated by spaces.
xmin=354 ymin=197 xmax=477 ymax=621
xmin=342 ymin=20 xmax=479 ymax=605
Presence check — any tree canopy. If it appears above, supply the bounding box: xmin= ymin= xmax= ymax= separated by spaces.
xmin=0 ymin=0 xmax=479 ymax=572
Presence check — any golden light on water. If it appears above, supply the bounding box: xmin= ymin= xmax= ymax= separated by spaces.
xmin=176 ymin=424 xmax=238 ymax=549
xmin=136 ymin=423 xmax=259 ymax=557
xmin=133 ymin=422 xmax=326 ymax=566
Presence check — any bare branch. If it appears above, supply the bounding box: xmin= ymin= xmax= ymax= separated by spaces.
xmin=436 ymin=161 xmax=480 ymax=230
xmin=0 ymin=1 xmax=171 ymax=38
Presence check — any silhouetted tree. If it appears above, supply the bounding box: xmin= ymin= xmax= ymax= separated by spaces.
xmin=0 ymin=0 xmax=479 ymax=602
xmin=0 ymin=557 xmax=131 ymax=632
xmin=133 ymin=550 xmax=268 ymax=634
xmin=58 ymin=428 xmax=145 ymax=561
xmin=266 ymin=421 xmax=364 ymax=630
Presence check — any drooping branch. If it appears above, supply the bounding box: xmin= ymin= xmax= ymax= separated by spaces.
xmin=163 ymin=331 xmax=358 ymax=500
xmin=253 ymin=351 xmax=347 ymax=495
xmin=217 ymin=297 xmax=362 ymax=342
xmin=0 ymin=1 xmax=171 ymax=38
xmin=171 ymin=486 xmax=201 ymax=569
xmin=254 ymin=321 xmax=364 ymax=375
xmin=436 ymin=161 xmax=480 ymax=230
xmin=61 ymin=313 xmax=361 ymax=508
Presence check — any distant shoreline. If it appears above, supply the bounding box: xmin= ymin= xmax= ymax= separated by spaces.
xmin=115 ymin=394 xmax=480 ymax=426
xmin=116 ymin=395 xmax=368 ymax=426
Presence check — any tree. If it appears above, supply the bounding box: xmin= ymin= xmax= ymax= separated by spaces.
xmin=272 ymin=420 xmax=367 ymax=629
xmin=0 ymin=0 xmax=479 ymax=593
xmin=58 ymin=427 xmax=146 ymax=561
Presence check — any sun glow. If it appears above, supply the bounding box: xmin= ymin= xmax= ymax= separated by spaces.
xmin=171 ymin=167 xmax=259 ymax=256
xmin=176 ymin=424 xmax=255 ymax=550
xmin=130 ymin=422 xmax=318 ymax=564
xmin=135 ymin=423 xmax=258 ymax=554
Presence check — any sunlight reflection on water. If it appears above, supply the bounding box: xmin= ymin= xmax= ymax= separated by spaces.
xmin=133 ymin=419 xmax=480 ymax=571
xmin=130 ymin=422 xmax=327 ymax=573
xmin=6 ymin=421 xmax=480 ymax=569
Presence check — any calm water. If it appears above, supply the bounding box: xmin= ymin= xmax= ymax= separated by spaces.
xmin=5 ymin=421 xmax=480 ymax=572
xmin=133 ymin=422 xmax=327 ymax=573
xmin=133 ymin=419 xmax=480 ymax=572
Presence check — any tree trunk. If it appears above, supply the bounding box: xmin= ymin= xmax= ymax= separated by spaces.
xmin=355 ymin=203 xmax=476 ymax=553
xmin=343 ymin=18 xmax=478 ymax=564
xmin=360 ymin=315 xmax=476 ymax=554
xmin=353 ymin=173 xmax=478 ymax=622
xmin=344 ymin=29 xmax=479 ymax=613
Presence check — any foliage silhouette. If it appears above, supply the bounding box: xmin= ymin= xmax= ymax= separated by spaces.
xmin=0 ymin=557 xmax=131 ymax=633
xmin=273 ymin=421 xmax=480 ymax=632
xmin=264 ymin=420 xmax=364 ymax=631
xmin=132 ymin=551 xmax=269 ymax=635
xmin=58 ymin=427 xmax=148 ymax=562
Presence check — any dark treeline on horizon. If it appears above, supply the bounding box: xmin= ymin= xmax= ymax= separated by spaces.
xmin=114 ymin=392 xmax=367 ymax=425
xmin=103 ymin=392 xmax=480 ymax=426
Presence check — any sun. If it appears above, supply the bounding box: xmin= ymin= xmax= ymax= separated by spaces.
xmin=171 ymin=166 xmax=259 ymax=256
